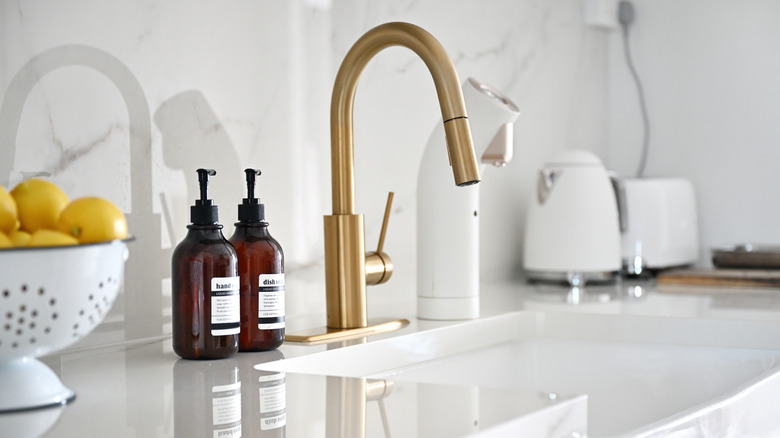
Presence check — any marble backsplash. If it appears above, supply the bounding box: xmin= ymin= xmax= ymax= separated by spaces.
xmin=1 ymin=0 xmax=608 ymax=345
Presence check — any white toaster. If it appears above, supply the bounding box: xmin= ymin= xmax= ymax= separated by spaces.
xmin=621 ymin=178 xmax=699 ymax=273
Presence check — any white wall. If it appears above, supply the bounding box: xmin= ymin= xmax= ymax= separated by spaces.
xmin=0 ymin=0 xmax=608 ymax=344
xmin=607 ymin=0 xmax=780 ymax=262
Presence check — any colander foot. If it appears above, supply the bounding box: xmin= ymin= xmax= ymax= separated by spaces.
xmin=0 ymin=357 xmax=75 ymax=413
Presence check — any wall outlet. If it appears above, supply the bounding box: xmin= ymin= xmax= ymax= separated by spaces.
xmin=584 ymin=0 xmax=619 ymax=29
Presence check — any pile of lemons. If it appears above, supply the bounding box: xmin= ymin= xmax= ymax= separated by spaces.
xmin=0 ymin=179 xmax=128 ymax=248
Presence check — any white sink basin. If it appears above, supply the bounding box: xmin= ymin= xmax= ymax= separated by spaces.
xmin=263 ymin=311 xmax=780 ymax=436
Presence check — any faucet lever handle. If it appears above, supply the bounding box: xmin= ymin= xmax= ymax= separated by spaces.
xmin=366 ymin=192 xmax=394 ymax=286
xmin=376 ymin=192 xmax=394 ymax=253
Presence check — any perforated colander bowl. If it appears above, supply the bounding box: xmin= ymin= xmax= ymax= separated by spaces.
xmin=0 ymin=238 xmax=129 ymax=412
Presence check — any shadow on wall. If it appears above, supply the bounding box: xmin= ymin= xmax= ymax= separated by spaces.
xmin=154 ymin=89 xmax=242 ymax=244
xmin=0 ymin=45 xmax=242 ymax=345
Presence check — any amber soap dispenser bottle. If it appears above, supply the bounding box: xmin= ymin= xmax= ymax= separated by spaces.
xmin=230 ymin=169 xmax=285 ymax=351
xmin=172 ymin=168 xmax=240 ymax=359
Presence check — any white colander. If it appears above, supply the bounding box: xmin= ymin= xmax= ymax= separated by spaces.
xmin=0 ymin=239 xmax=129 ymax=412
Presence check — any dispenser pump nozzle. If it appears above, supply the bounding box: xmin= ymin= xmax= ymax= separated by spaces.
xmin=238 ymin=168 xmax=265 ymax=223
xmin=191 ymin=168 xmax=219 ymax=224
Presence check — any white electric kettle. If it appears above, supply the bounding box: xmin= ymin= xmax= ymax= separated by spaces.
xmin=523 ymin=150 xmax=625 ymax=285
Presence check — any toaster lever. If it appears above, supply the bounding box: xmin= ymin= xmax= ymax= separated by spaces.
xmin=609 ymin=172 xmax=628 ymax=233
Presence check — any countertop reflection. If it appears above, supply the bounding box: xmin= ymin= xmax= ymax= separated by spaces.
xmin=28 ymin=336 xmax=585 ymax=437
xmin=12 ymin=278 xmax=780 ymax=437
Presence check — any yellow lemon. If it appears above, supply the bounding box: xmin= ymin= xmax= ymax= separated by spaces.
xmin=27 ymin=229 xmax=79 ymax=247
xmin=0 ymin=185 xmax=18 ymax=234
xmin=8 ymin=230 xmax=31 ymax=247
xmin=0 ymin=232 xmax=11 ymax=248
xmin=11 ymin=179 xmax=70 ymax=233
xmin=57 ymin=197 xmax=128 ymax=243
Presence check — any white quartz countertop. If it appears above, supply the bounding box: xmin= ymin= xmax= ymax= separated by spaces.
xmin=12 ymin=278 xmax=780 ymax=437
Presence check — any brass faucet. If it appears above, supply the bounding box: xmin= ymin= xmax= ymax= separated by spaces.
xmin=286 ymin=22 xmax=480 ymax=344
xmin=326 ymin=376 xmax=394 ymax=437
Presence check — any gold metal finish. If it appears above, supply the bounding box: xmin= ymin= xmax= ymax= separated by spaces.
xmin=365 ymin=379 xmax=394 ymax=402
xmin=284 ymin=318 xmax=410 ymax=346
xmin=444 ymin=118 xmax=481 ymax=186
xmin=376 ymin=192 xmax=393 ymax=253
xmin=287 ymin=21 xmax=481 ymax=344
xmin=323 ymin=214 xmax=367 ymax=328
xmin=364 ymin=251 xmax=392 ymax=285
xmin=330 ymin=22 xmax=480 ymax=214
xmin=365 ymin=192 xmax=394 ymax=286
xmin=325 ymin=376 xmax=396 ymax=438
xmin=326 ymin=376 xmax=366 ymax=438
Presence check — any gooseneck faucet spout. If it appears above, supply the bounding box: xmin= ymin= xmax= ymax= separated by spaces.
xmin=330 ymin=22 xmax=481 ymax=216
xmin=286 ymin=22 xmax=481 ymax=343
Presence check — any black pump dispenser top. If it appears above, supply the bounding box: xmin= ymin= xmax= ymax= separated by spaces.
xmin=190 ymin=168 xmax=219 ymax=224
xmin=238 ymin=168 xmax=265 ymax=223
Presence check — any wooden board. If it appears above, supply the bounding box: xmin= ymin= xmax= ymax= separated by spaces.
xmin=657 ymin=269 xmax=780 ymax=289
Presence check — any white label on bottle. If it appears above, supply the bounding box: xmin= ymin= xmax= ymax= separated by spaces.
xmin=258 ymin=274 xmax=285 ymax=330
xmin=212 ymin=381 xmax=241 ymax=438
xmin=261 ymin=412 xmax=286 ymax=431
xmin=259 ymin=384 xmax=286 ymax=413
xmin=212 ymin=393 xmax=241 ymax=425
xmin=211 ymin=276 xmax=240 ymax=336
xmin=258 ymin=372 xmax=286 ymax=430
xmin=258 ymin=372 xmax=285 ymax=383
xmin=213 ymin=424 xmax=241 ymax=438
xmin=212 ymin=382 xmax=241 ymax=393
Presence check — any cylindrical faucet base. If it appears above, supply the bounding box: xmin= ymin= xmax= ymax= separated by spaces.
xmin=324 ymin=214 xmax=368 ymax=329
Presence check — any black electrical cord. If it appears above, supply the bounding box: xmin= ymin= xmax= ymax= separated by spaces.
xmin=619 ymin=1 xmax=651 ymax=178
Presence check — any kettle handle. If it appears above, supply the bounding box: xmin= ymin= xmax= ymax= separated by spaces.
xmin=537 ymin=168 xmax=562 ymax=205
xmin=609 ymin=171 xmax=628 ymax=233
